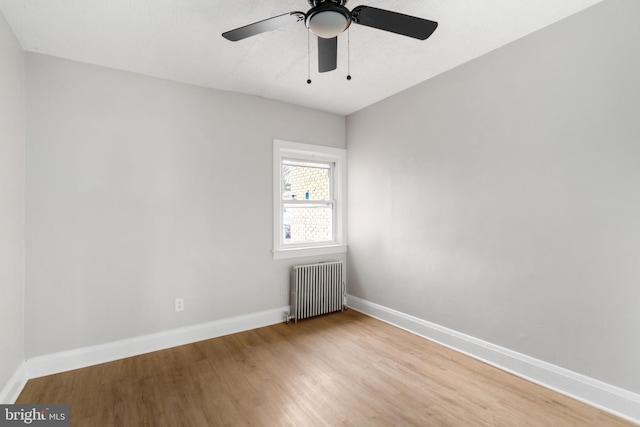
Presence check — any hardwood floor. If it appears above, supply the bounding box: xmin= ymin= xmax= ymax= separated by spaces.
xmin=18 ymin=310 xmax=635 ymax=426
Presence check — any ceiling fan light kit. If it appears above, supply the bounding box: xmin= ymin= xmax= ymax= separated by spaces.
xmin=222 ymin=0 xmax=437 ymax=75
xmin=305 ymin=1 xmax=351 ymax=39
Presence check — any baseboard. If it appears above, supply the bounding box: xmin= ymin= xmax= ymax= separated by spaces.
xmin=347 ymin=295 xmax=640 ymax=425
xmin=0 ymin=362 xmax=27 ymax=404
xmin=27 ymin=306 xmax=290 ymax=379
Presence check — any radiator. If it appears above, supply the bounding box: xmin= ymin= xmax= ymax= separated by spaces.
xmin=287 ymin=261 xmax=345 ymax=324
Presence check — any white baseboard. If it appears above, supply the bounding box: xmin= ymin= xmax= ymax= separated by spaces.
xmin=26 ymin=306 xmax=290 ymax=380
xmin=347 ymin=294 xmax=640 ymax=425
xmin=0 ymin=362 xmax=27 ymax=404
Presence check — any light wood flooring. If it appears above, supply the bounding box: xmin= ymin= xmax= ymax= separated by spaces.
xmin=18 ymin=309 xmax=636 ymax=426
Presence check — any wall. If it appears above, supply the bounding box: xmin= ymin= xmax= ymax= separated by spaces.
xmin=347 ymin=0 xmax=640 ymax=394
xmin=25 ymin=54 xmax=345 ymax=358
xmin=0 ymin=11 xmax=25 ymax=398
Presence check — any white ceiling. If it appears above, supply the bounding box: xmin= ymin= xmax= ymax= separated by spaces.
xmin=0 ymin=0 xmax=603 ymax=115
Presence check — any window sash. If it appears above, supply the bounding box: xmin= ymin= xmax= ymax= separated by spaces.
xmin=282 ymin=202 xmax=335 ymax=246
xmin=281 ymin=198 xmax=336 ymax=246
xmin=281 ymin=159 xmax=333 ymax=202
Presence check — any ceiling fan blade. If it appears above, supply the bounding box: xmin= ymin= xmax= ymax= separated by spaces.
xmin=351 ymin=6 xmax=438 ymax=40
xmin=318 ymin=36 xmax=338 ymax=73
xmin=222 ymin=12 xmax=305 ymax=41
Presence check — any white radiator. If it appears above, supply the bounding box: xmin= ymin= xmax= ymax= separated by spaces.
xmin=287 ymin=261 xmax=345 ymax=324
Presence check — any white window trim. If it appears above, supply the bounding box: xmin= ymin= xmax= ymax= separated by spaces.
xmin=273 ymin=139 xmax=347 ymax=260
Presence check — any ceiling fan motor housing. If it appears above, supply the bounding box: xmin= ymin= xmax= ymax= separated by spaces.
xmin=307 ymin=0 xmax=348 ymax=6
xmin=305 ymin=1 xmax=351 ymax=39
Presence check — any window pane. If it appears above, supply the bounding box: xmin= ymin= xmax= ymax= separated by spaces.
xmin=282 ymin=162 xmax=331 ymax=201
xmin=283 ymin=206 xmax=333 ymax=244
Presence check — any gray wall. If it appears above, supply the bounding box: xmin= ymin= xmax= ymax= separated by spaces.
xmin=0 ymin=11 xmax=25 ymax=393
xmin=347 ymin=0 xmax=640 ymax=393
xmin=25 ymin=54 xmax=345 ymax=358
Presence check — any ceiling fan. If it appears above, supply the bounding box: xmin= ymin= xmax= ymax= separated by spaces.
xmin=222 ymin=0 xmax=438 ymax=74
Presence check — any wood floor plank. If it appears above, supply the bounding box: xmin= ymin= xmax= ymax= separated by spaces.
xmin=17 ymin=310 xmax=636 ymax=426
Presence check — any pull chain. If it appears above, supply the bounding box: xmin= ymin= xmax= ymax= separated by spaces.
xmin=307 ymin=31 xmax=312 ymax=84
xmin=346 ymin=27 xmax=352 ymax=81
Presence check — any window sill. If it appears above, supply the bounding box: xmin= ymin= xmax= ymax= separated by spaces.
xmin=273 ymin=244 xmax=347 ymax=260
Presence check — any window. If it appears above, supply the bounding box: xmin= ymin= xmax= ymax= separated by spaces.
xmin=273 ymin=139 xmax=347 ymax=259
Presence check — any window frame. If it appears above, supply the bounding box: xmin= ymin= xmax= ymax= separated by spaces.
xmin=273 ymin=139 xmax=347 ymax=260
xmin=282 ymin=159 xmax=334 ymax=245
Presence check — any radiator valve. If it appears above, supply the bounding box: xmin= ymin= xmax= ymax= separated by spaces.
xmin=283 ymin=312 xmax=294 ymax=324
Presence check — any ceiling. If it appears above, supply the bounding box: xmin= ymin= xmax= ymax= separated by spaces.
xmin=0 ymin=0 xmax=603 ymax=115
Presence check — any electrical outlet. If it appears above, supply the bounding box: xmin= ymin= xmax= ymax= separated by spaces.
xmin=175 ymin=298 xmax=184 ymax=312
